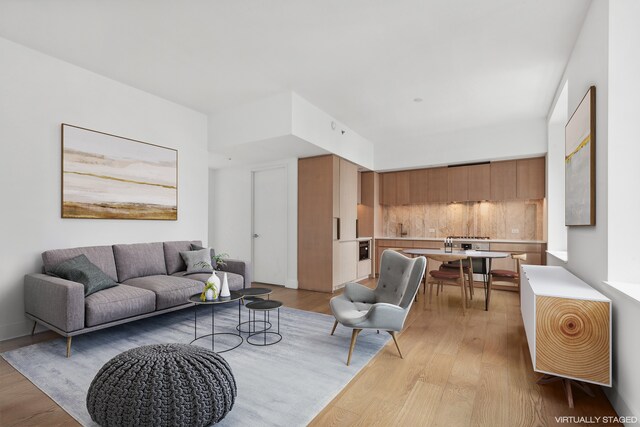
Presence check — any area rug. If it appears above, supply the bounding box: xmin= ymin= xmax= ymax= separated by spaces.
xmin=2 ymin=305 xmax=389 ymax=426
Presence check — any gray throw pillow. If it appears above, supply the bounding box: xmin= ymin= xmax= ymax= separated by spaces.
xmin=49 ymin=254 xmax=118 ymax=297
xmin=180 ymin=248 xmax=213 ymax=273
xmin=191 ymin=244 xmax=215 ymax=259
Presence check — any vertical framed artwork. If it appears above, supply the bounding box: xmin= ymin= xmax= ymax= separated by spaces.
xmin=62 ymin=124 xmax=178 ymax=220
xmin=565 ymin=86 xmax=596 ymax=226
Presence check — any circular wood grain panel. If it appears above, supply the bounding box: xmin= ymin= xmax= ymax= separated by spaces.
xmin=535 ymin=296 xmax=610 ymax=385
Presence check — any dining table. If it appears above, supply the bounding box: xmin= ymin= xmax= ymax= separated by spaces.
xmin=402 ymin=248 xmax=511 ymax=311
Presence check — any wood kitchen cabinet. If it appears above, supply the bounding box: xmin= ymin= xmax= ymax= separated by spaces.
xmin=467 ymin=163 xmax=491 ymax=201
xmin=396 ymin=171 xmax=411 ymax=205
xmin=516 ymin=157 xmax=545 ymax=200
xmin=409 ymin=169 xmax=429 ymax=203
xmin=298 ymin=155 xmax=361 ymax=292
xmin=447 ymin=166 xmax=469 ymax=202
xmin=427 ymin=167 xmax=448 ymax=202
xmin=490 ymin=160 xmax=517 ymax=200
xmin=380 ymin=172 xmax=397 ymax=205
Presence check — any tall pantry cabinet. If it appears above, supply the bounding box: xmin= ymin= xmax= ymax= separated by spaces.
xmin=298 ymin=155 xmax=359 ymax=292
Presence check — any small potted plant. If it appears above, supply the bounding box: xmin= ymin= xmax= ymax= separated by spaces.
xmin=198 ymin=253 xmax=229 ymax=301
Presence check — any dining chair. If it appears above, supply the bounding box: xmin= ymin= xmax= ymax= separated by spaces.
xmin=488 ymin=253 xmax=527 ymax=306
xmin=438 ymin=260 xmax=475 ymax=299
xmin=426 ymin=254 xmax=473 ymax=315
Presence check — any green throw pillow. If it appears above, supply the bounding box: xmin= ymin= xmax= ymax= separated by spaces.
xmin=180 ymin=248 xmax=214 ymax=273
xmin=49 ymin=254 xmax=118 ymax=297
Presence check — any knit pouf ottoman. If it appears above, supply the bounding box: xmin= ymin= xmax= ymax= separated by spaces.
xmin=87 ymin=344 xmax=236 ymax=427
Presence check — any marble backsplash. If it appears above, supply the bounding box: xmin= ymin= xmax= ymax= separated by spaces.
xmin=382 ymin=200 xmax=544 ymax=240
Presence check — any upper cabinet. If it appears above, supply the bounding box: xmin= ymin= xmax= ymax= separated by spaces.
xmin=427 ymin=167 xmax=448 ymax=203
xmin=396 ymin=171 xmax=411 ymax=205
xmin=447 ymin=166 xmax=469 ymax=202
xmin=467 ymin=164 xmax=491 ymax=201
xmin=516 ymin=157 xmax=545 ymax=200
xmin=490 ymin=160 xmax=517 ymax=200
xmin=378 ymin=156 xmax=545 ymax=205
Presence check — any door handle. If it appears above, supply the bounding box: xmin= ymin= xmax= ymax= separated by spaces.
xmin=253 ymin=233 xmax=260 ymax=238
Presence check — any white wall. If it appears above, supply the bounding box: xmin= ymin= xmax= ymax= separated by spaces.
xmin=374 ymin=118 xmax=547 ymax=171
xmin=605 ymin=0 xmax=640 ymax=419
xmin=547 ymin=0 xmax=639 ymax=419
xmin=0 ymin=38 xmax=209 ymax=340
xmin=291 ymin=93 xmax=375 ymax=170
xmin=209 ymin=158 xmax=298 ymax=288
xmin=546 ymin=82 xmax=568 ymax=253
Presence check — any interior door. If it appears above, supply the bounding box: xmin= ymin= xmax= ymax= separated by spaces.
xmin=252 ymin=167 xmax=287 ymax=285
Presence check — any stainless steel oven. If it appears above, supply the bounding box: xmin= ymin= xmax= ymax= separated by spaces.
xmin=359 ymin=240 xmax=370 ymax=261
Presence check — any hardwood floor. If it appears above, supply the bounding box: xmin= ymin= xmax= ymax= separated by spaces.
xmin=0 ymin=281 xmax=620 ymax=426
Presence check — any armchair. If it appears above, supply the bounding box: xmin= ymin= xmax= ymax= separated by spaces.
xmin=329 ymin=250 xmax=426 ymax=365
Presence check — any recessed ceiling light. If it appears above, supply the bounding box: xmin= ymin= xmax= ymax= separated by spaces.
xmin=413 ymin=97 xmax=423 ymax=103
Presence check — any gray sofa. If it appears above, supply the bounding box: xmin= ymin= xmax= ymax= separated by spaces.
xmin=24 ymin=240 xmax=250 ymax=357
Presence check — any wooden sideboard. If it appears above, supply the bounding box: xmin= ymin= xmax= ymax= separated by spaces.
xmin=520 ymin=265 xmax=611 ymax=407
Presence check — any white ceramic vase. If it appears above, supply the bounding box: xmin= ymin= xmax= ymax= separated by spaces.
xmin=205 ymin=272 xmax=220 ymax=301
xmin=220 ymin=273 xmax=231 ymax=298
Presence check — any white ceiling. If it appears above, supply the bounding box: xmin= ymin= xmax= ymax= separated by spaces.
xmin=0 ymin=0 xmax=589 ymax=149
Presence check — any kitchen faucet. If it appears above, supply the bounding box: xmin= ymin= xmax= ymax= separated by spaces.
xmin=399 ymin=223 xmax=408 ymax=237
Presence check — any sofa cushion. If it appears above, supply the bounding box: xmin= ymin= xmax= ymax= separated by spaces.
xmin=173 ymin=271 xmax=245 ymax=291
xmin=180 ymin=248 xmax=214 ymax=273
xmin=113 ymin=242 xmax=167 ymax=282
xmin=85 ymin=284 xmax=156 ymax=327
xmin=49 ymin=254 xmax=118 ymax=297
xmin=42 ymin=245 xmax=118 ymax=281
xmin=163 ymin=240 xmax=202 ymax=275
xmin=124 ymin=275 xmax=204 ymax=310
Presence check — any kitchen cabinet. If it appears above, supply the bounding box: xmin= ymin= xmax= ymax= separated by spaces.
xmin=298 ymin=155 xmax=362 ymax=292
xmin=378 ymin=156 xmax=544 ymax=206
xmin=396 ymin=171 xmax=411 ymax=205
xmin=467 ymin=164 xmax=491 ymax=201
xmin=339 ymin=158 xmax=358 ymax=241
xmin=517 ymin=157 xmax=545 ymax=200
xmin=490 ymin=160 xmax=517 ymax=200
xmin=380 ymin=172 xmax=397 ymax=205
xmin=409 ymin=169 xmax=428 ymax=204
xmin=447 ymin=166 xmax=469 ymax=202
xmin=427 ymin=167 xmax=448 ymax=202
xmin=357 ymin=172 xmax=375 ymax=238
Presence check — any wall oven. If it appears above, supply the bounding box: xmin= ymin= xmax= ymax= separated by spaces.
xmin=359 ymin=240 xmax=370 ymax=261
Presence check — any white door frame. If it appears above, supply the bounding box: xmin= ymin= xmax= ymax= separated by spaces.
xmin=251 ymin=163 xmax=289 ymax=286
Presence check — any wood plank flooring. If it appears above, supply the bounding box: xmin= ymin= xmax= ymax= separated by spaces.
xmin=0 ymin=280 xmax=620 ymax=426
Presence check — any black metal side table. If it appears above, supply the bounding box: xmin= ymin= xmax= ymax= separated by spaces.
xmin=246 ymin=300 xmax=282 ymax=346
xmin=236 ymin=288 xmax=273 ymax=333
xmin=188 ymin=292 xmax=243 ymax=353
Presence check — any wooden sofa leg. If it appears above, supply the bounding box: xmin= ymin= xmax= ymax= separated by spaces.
xmin=31 ymin=321 xmax=37 ymax=336
xmin=66 ymin=337 xmax=72 ymax=358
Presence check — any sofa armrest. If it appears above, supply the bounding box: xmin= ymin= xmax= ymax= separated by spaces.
xmin=24 ymin=273 xmax=85 ymax=333
xmin=219 ymin=259 xmax=251 ymax=288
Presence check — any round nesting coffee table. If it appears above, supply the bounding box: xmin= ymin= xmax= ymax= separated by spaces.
xmin=246 ymin=300 xmax=283 ymax=346
xmin=236 ymin=288 xmax=273 ymax=333
xmin=188 ymin=292 xmax=243 ymax=353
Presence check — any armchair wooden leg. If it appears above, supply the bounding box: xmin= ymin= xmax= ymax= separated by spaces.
xmin=346 ymin=329 xmax=362 ymax=366
xmin=66 ymin=337 xmax=72 ymax=358
xmin=389 ymin=331 xmax=403 ymax=359
xmin=31 ymin=321 xmax=37 ymax=336
xmin=330 ymin=320 xmax=338 ymax=336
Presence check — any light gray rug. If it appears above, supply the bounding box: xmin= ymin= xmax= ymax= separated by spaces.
xmin=2 ymin=305 xmax=389 ymax=426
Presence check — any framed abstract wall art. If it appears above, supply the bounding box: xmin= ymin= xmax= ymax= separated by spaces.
xmin=565 ymin=86 xmax=596 ymax=226
xmin=61 ymin=124 xmax=178 ymax=220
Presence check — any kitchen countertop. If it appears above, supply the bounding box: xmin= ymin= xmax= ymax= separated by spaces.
xmin=375 ymin=237 xmax=546 ymax=244
xmin=339 ymin=237 xmax=373 ymax=242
